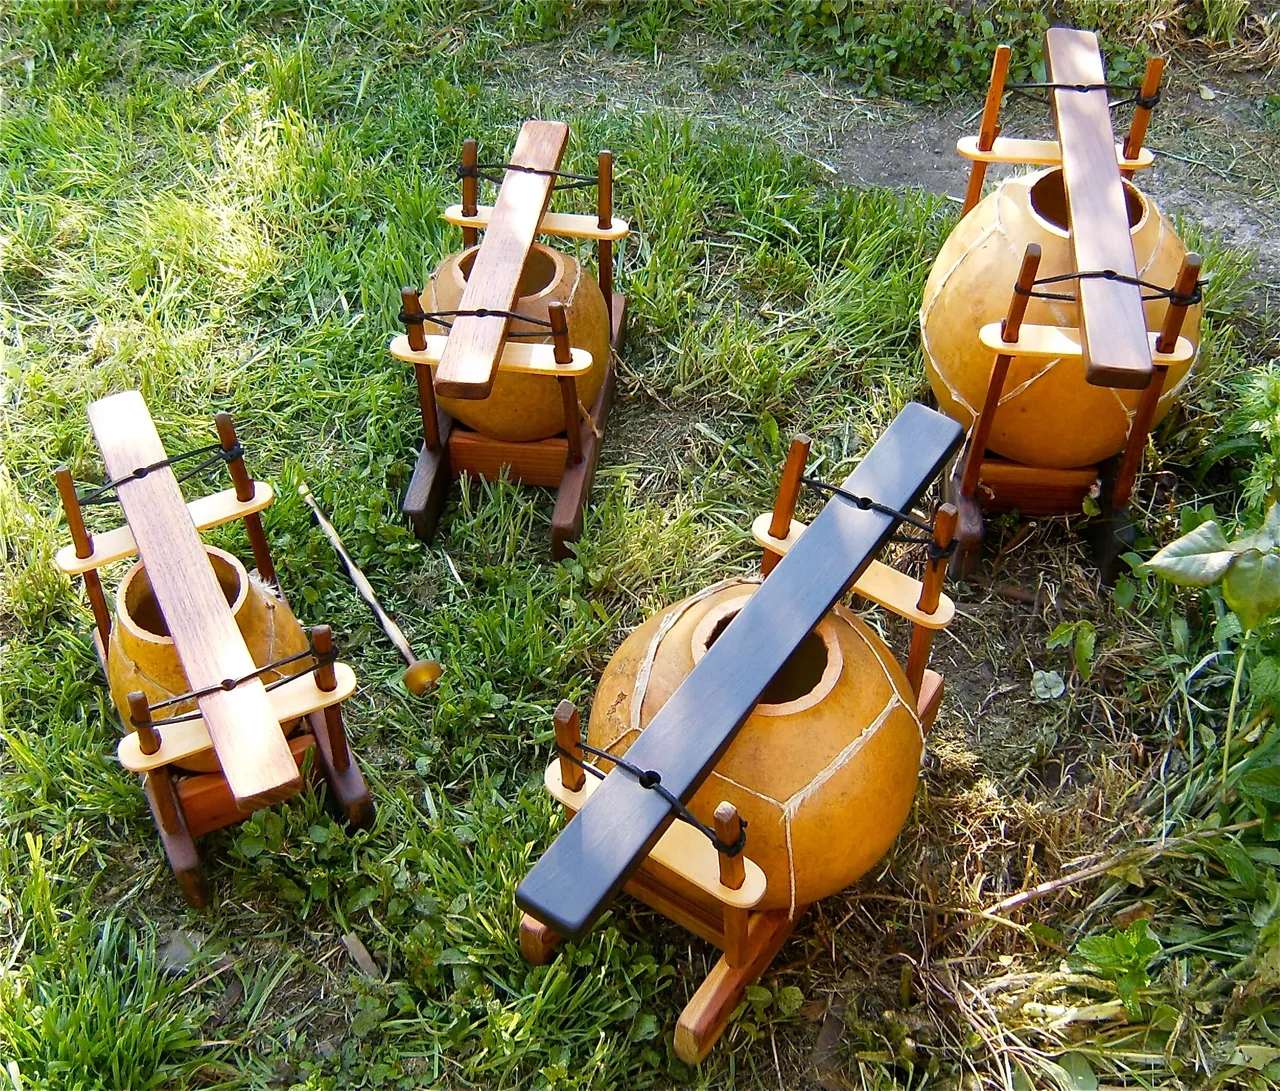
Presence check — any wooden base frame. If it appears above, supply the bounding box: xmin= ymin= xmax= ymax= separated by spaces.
xmin=93 ymin=607 xmax=373 ymax=909
xmin=402 ymin=294 xmax=626 ymax=560
xmin=519 ymin=673 xmax=944 ymax=1064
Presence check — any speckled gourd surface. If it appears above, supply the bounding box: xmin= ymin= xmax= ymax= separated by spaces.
xmin=106 ymin=545 xmax=310 ymax=773
xmin=586 ymin=579 xmax=924 ymax=914
xmin=428 ymin=242 xmax=610 ymax=442
xmin=921 ymin=168 xmax=1201 ymax=469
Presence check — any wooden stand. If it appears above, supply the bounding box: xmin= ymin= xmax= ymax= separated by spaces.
xmin=55 ymin=395 xmax=373 ymax=906
xmin=517 ymin=418 xmax=961 ymax=1062
xmin=396 ymin=124 xmax=630 ymax=560
xmin=949 ymin=32 xmax=1199 ymax=582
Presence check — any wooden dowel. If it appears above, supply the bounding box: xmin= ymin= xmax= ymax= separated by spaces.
xmin=761 ymin=434 xmax=811 ymax=576
xmin=215 ymin=412 xmax=275 ymax=585
xmin=553 ymin=700 xmax=585 ymax=792
xmin=461 ymin=138 xmax=478 ymax=247
xmin=714 ymin=802 xmax=749 ymax=968
xmin=959 ymin=244 xmax=1041 ymax=499
xmin=961 ymin=44 xmax=1011 ymax=215
xmin=401 ymin=287 xmax=442 ymax=453
xmin=1121 ymin=57 xmax=1165 ymax=179
xmin=311 ymin=624 xmax=349 ymax=772
xmin=597 ymin=150 xmax=614 ymax=328
xmin=549 ymin=303 xmax=583 ymax=465
xmin=1110 ymin=254 xmax=1200 ymax=513
xmin=55 ymin=466 xmax=112 ymax=642
xmin=128 ymin=690 xmax=162 ymax=756
xmin=905 ymin=504 xmax=957 ymax=694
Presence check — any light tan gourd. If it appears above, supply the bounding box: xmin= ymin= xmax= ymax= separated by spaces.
xmin=427 ymin=242 xmax=610 ymax=442
xmin=586 ymin=579 xmax=924 ymax=914
xmin=106 ymin=546 xmax=310 ymax=773
xmin=921 ymin=168 xmax=1201 ymax=469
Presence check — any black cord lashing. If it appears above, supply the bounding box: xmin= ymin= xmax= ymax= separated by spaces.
xmin=133 ymin=631 xmax=339 ymax=728
xmin=1005 ymin=81 xmax=1160 ymax=112
xmin=1014 ymin=268 xmax=1203 ymax=306
xmin=456 ymin=161 xmax=599 ymax=191
xmin=398 ymin=306 xmax=555 ymax=339
xmin=77 ymin=442 xmax=244 ymax=508
xmin=557 ymin=741 xmax=748 ymax=857
xmin=800 ymin=475 xmax=955 ymax=557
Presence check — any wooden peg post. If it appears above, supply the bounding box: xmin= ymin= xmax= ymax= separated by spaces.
xmin=713 ymin=802 xmax=748 ymax=968
xmin=55 ymin=466 xmax=112 ymax=644
xmin=311 ymin=624 xmax=349 ymax=773
xmin=553 ymin=700 xmax=585 ymax=793
xmin=1121 ymin=57 xmax=1165 ymax=179
xmin=401 ymin=287 xmax=442 ymax=454
xmin=961 ymin=44 xmax=1011 ymax=215
xmin=905 ymin=504 xmax=957 ymax=694
xmin=549 ymin=302 xmax=583 ymax=465
xmin=959 ymin=244 xmax=1042 ymax=500
xmin=761 ymin=434 xmax=811 ymax=576
xmin=460 ymin=138 xmax=479 ymax=247
xmin=128 ymin=690 xmax=183 ymax=835
xmin=214 ymin=413 xmax=276 ymax=585
xmin=1109 ymin=253 xmax=1201 ymax=511
xmin=597 ymin=150 xmax=614 ymax=328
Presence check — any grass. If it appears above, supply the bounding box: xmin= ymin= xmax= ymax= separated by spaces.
xmin=2 ymin=1 xmax=1280 ymax=1088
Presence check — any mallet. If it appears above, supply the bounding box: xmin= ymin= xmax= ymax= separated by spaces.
xmin=298 ymin=484 xmax=442 ymax=696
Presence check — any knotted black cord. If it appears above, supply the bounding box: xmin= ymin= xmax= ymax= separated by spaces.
xmin=133 ymin=631 xmax=339 ymax=727
xmin=456 ymin=162 xmax=599 ymax=191
xmin=397 ymin=306 xmax=555 ymax=339
xmin=557 ymin=740 xmax=748 ymax=857
xmin=77 ymin=442 xmax=244 ymax=507
xmin=799 ymin=475 xmax=955 ymax=559
xmin=1004 ymin=81 xmax=1160 ymax=111
xmin=1014 ymin=269 xmax=1203 ymax=306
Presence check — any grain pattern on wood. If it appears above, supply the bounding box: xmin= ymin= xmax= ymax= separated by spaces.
xmin=442 ymin=205 xmax=630 ymax=241
xmin=977 ymin=323 xmax=1194 ymax=366
xmin=517 ymin=403 xmax=964 ymax=938
xmin=1046 ymin=27 xmax=1152 ymax=389
xmin=433 ymin=120 xmax=570 ymax=400
xmin=179 ymin=733 xmax=315 ymax=838
xmin=389 ymin=334 xmax=593 ymax=378
xmin=88 ymin=392 xmax=300 ymax=808
xmin=55 ymin=484 xmax=275 ymax=575
xmin=449 ymin=428 xmax=568 ymax=487
xmin=979 ymin=458 xmax=1099 ymax=515
xmin=956 ymin=135 xmax=1153 ymax=171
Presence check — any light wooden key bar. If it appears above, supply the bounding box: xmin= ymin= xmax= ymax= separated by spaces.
xmin=88 ymin=392 xmax=300 ymax=808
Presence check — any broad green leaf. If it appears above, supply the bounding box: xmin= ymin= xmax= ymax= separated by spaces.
xmin=1231 ymin=502 xmax=1280 ymax=553
xmin=1057 ymin=1052 xmax=1099 ymax=1090
xmin=1144 ymin=520 xmax=1235 ymax=587
xmin=776 ymin=986 xmax=805 ymax=1017
xmin=1223 ymin=551 xmax=1280 ymax=630
xmin=1240 ymin=766 xmax=1280 ymax=804
xmin=1074 ymin=621 xmax=1096 ymax=680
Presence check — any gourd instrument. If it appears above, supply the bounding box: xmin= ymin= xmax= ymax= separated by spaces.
xmin=54 ymin=392 xmax=374 ymax=905
xmin=927 ymin=28 xmax=1202 ymax=579
xmin=391 ymin=119 xmax=630 ymax=558
xmin=517 ymin=402 xmax=964 ymax=1062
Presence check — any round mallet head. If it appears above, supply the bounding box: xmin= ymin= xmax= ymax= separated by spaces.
xmin=403 ymin=659 xmax=443 ymax=696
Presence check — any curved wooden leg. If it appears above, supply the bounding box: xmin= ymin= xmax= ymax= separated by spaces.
xmin=145 ymin=772 xmax=209 ymax=908
xmin=673 ymin=908 xmax=800 ymax=1065
xmin=945 ymin=465 xmax=984 ymax=580
xmin=519 ymin=913 xmax=562 ymax=964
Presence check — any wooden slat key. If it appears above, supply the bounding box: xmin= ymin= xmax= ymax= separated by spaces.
xmin=88 ymin=392 xmax=301 ymax=809
xmin=433 ymin=120 xmax=570 ymax=401
xmin=1046 ymin=27 xmax=1152 ymax=390
xmin=517 ymin=403 xmax=964 ymax=938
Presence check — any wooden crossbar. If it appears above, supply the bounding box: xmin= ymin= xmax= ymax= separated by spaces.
xmin=516 ymin=403 xmax=964 ymax=938
xmin=432 ymin=120 xmax=570 ymax=401
xmin=1046 ymin=27 xmax=1152 ymax=390
xmin=88 ymin=392 xmax=301 ymax=808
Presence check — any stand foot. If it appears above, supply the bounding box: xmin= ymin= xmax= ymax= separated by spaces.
xmin=145 ymin=773 xmax=209 ymax=908
xmin=519 ymin=913 xmax=563 ymax=964
xmin=549 ymin=294 xmax=624 ymax=560
xmin=945 ymin=465 xmax=984 ymax=580
xmin=1086 ymin=504 xmax=1136 ymax=587
xmin=307 ymin=713 xmax=375 ymax=830
xmin=402 ymin=412 xmax=454 ymax=542
xmin=673 ymin=908 xmax=800 ymax=1064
